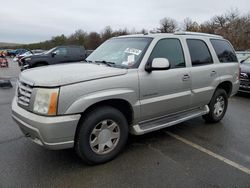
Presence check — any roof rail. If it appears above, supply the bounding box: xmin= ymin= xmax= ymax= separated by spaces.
xmin=174 ymin=31 xmax=223 ymax=39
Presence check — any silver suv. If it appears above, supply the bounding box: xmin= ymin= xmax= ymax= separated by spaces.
xmin=12 ymin=32 xmax=240 ymax=164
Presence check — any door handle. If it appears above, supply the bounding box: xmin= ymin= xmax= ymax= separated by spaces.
xmin=182 ymin=74 xmax=190 ymax=81
xmin=210 ymin=71 xmax=217 ymax=77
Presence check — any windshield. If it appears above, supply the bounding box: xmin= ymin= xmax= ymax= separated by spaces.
xmin=44 ymin=47 xmax=57 ymax=55
xmin=86 ymin=37 xmax=152 ymax=68
xmin=242 ymin=57 xmax=250 ymax=64
xmin=236 ymin=52 xmax=250 ymax=64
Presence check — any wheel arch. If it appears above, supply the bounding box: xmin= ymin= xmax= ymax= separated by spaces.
xmin=216 ymin=81 xmax=233 ymax=97
xmin=74 ymin=99 xmax=134 ymax=140
xmin=81 ymin=99 xmax=134 ymax=125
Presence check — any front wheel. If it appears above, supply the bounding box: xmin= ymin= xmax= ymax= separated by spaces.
xmin=75 ymin=106 xmax=128 ymax=165
xmin=203 ymin=89 xmax=228 ymax=123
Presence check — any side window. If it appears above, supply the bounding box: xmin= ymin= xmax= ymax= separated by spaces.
xmin=210 ymin=39 xmax=238 ymax=63
xmin=187 ymin=39 xmax=213 ymax=66
xmin=149 ymin=38 xmax=185 ymax=68
xmin=54 ymin=47 xmax=67 ymax=55
xmin=69 ymin=47 xmax=80 ymax=56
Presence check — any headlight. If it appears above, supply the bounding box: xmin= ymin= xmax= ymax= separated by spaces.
xmin=25 ymin=58 xmax=31 ymax=61
xmin=33 ymin=88 xmax=59 ymax=115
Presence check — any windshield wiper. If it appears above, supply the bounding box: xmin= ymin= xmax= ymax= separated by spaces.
xmin=85 ymin=60 xmax=127 ymax=69
xmin=95 ymin=60 xmax=115 ymax=67
xmin=83 ymin=59 xmax=92 ymax=63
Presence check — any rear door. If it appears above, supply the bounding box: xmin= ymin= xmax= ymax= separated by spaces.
xmin=209 ymin=39 xmax=239 ymax=94
xmin=139 ymin=38 xmax=192 ymax=121
xmin=68 ymin=47 xmax=86 ymax=62
xmin=187 ymin=39 xmax=219 ymax=108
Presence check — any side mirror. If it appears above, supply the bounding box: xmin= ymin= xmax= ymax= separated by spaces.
xmin=51 ymin=51 xmax=57 ymax=57
xmin=145 ymin=58 xmax=170 ymax=72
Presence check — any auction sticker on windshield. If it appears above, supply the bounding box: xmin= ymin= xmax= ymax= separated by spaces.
xmin=124 ymin=48 xmax=142 ymax=56
xmin=122 ymin=54 xmax=135 ymax=66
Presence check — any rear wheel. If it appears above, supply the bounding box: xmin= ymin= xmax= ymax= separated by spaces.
xmin=75 ymin=106 xmax=128 ymax=165
xmin=203 ymin=89 xmax=228 ymax=123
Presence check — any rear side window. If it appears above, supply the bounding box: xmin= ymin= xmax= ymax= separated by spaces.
xmin=149 ymin=38 xmax=185 ymax=68
xmin=187 ymin=39 xmax=213 ymax=66
xmin=210 ymin=39 xmax=238 ymax=63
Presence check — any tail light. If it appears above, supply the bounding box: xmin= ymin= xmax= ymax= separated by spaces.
xmin=239 ymin=66 xmax=241 ymax=80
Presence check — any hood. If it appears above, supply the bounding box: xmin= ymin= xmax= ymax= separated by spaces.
xmin=28 ymin=53 xmax=48 ymax=59
xmin=240 ymin=63 xmax=250 ymax=73
xmin=20 ymin=63 xmax=127 ymax=87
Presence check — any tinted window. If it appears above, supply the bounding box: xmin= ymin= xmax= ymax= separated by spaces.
xmin=210 ymin=39 xmax=238 ymax=63
xmin=70 ymin=47 xmax=82 ymax=56
xmin=149 ymin=38 xmax=185 ymax=68
xmin=54 ymin=47 xmax=67 ymax=55
xmin=187 ymin=39 xmax=213 ymax=66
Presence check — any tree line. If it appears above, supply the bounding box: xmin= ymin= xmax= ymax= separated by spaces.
xmin=8 ymin=9 xmax=250 ymax=51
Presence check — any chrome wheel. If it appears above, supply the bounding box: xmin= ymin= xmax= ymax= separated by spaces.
xmin=89 ymin=119 xmax=120 ymax=155
xmin=213 ymin=96 xmax=225 ymax=117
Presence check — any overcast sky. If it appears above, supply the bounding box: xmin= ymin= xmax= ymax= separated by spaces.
xmin=0 ymin=0 xmax=249 ymax=44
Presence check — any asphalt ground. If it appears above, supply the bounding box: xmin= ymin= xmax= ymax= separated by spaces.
xmin=0 ymin=59 xmax=250 ymax=188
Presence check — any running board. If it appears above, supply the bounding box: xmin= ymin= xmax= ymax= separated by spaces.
xmin=131 ymin=105 xmax=209 ymax=135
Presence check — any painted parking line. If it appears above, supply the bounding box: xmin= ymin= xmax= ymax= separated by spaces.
xmin=166 ymin=131 xmax=250 ymax=175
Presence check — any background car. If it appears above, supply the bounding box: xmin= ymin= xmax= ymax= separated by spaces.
xmin=20 ymin=45 xmax=86 ymax=70
xmin=31 ymin=49 xmax=45 ymax=54
xmin=13 ymin=50 xmax=32 ymax=61
xmin=236 ymin=51 xmax=250 ymax=62
xmin=14 ymin=49 xmax=46 ymax=66
xmin=7 ymin=49 xmax=28 ymax=57
xmin=236 ymin=51 xmax=250 ymax=93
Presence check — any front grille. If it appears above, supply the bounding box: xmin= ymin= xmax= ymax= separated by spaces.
xmin=240 ymin=72 xmax=250 ymax=82
xmin=17 ymin=81 xmax=33 ymax=107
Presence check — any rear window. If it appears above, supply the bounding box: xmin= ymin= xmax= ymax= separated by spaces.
xmin=187 ymin=39 xmax=213 ymax=66
xmin=210 ymin=39 xmax=238 ymax=63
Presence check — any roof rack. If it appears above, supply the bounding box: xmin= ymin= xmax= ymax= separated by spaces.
xmin=174 ymin=31 xmax=223 ymax=39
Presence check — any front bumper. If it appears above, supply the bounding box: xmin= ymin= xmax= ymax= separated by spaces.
xmin=12 ymin=97 xmax=81 ymax=150
xmin=239 ymin=80 xmax=250 ymax=93
xmin=20 ymin=64 xmax=29 ymax=71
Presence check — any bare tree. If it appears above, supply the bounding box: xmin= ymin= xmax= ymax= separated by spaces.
xmin=101 ymin=26 xmax=114 ymax=42
xmin=212 ymin=15 xmax=227 ymax=28
xmin=68 ymin=29 xmax=87 ymax=45
xmin=158 ymin=17 xmax=178 ymax=33
xmin=86 ymin=32 xmax=101 ymax=50
xmin=113 ymin=28 xmax=129 ymax=36
xmin=140 ymin=28 xmax=148 ymax=34
xmin=183 ymin=18 xmax=200 ymax=32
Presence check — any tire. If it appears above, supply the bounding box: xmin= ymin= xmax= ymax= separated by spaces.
xmin=75 ymin=106 xmax=128 ymax=165
xmin=202 ymin=89 xmax=228 ymax=123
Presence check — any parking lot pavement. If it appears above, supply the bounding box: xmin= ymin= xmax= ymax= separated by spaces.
xmin=0 ymin=58 xmax=20 ymax=79
xmin=0 ymin=59 xmax=250 ymax=188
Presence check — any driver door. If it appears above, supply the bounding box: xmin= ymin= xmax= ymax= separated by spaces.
xmin=139 ymin=38 xmax=192 ymax=121
xmin=52 ymin=47 xmax=69 ymax=64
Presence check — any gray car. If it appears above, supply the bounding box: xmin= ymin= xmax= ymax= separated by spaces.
xmin=12 ymin=32 xmax=240 ymax=164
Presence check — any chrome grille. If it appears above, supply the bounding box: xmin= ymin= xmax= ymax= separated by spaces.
xmin=17 ymin=81 xmax=33 ymax=107
xmin=240 ymin=72 xmax=250 ymax=81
